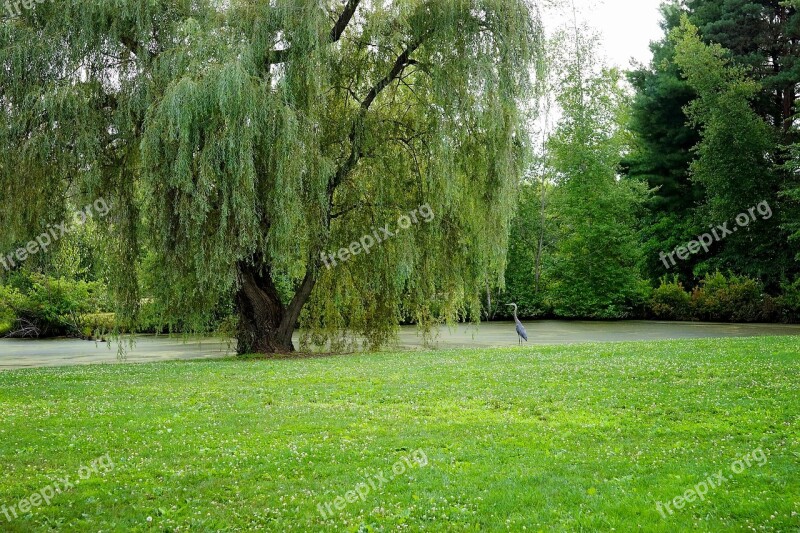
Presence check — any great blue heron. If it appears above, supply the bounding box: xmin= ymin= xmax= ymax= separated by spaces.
xmin=506 ymin=303 xmax=528 ymax=345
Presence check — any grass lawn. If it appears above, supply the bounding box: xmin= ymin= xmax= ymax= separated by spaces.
xmin=0 ymin=336 xmax=798 ymax=531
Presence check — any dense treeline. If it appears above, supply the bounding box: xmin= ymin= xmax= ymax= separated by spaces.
xmin=496 ymin=0 xmax=800 ymax=322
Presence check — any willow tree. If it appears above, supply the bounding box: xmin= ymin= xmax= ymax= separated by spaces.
xmin=0 ymin=0 xmax=541 ymax=352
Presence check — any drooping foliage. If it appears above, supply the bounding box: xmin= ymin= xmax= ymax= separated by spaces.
xmin=0 ymin=0 xmax=542 ymax=351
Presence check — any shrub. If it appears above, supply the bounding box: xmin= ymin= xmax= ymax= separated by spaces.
xmin=1 ymin=273 xmax=110 ymax=338
xmin=649 ymin=277 xmax=692 ymax=320
xmin=776 ymin=278 xmax=800 ymax=323
xmin=647 ymin=272 xmax=780 ymax=323
xmin=691 ymin=272 xmax=768 ymax=322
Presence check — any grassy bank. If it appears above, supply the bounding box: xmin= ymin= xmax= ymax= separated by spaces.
xmin=0 ymin=337 xmax=798 ymax=531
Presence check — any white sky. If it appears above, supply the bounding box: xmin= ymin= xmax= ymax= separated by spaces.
xmin=542 ymin=0 xmax=666 ymax=69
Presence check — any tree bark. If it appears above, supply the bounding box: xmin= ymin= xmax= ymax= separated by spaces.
xmin=234 ymin=258 xmax=320 ymax=354
xmin=235 ymin=262 xmax=294 ymax=354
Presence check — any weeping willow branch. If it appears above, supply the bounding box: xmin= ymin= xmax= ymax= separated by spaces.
xmin=329 ymin=36 xmax=428 ymax=196
xmin=280 ymin=34 xmax=429 ymax=343
xmin=266 ymin=0 xmax=362 ymax=66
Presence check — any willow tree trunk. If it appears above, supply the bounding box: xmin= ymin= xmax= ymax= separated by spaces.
xmin=235 ymin=264 xmax=291 ymax=353
xmin=234 ymin=261 xmax=318 ymax=354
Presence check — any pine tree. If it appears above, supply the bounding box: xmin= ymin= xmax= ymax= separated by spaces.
xmin=625 ymin=2 xmax=701 ymax=216
xmin=687 ymin=0 xmax=800 ymax=141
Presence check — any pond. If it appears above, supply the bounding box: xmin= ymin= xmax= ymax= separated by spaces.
xmin=2 ymin=320 xmax=799 ymax=370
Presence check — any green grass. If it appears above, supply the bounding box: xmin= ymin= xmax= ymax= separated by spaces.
xmin=0 ymin=337 xmax=799 ymax=531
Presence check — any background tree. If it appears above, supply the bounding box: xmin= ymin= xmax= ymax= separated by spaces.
xmin=0 ymin=0 xmax=542 ymax=353
xmin=497 ymin=181 xmax=551 ymax=319
xmin=625 ymin=3 xmax=701 ymax=215
xmin=624 ymin=3 xmax=703 ymax=282
xmin=687 ymin=0 xmax=799 ymax=141
xmin=626 ymin=0 xmax=799 ymax=286
xmin=544 ymin=29 xmax=649 ymax=318
xmin=672 ymin=17 xmax=788 ymax=282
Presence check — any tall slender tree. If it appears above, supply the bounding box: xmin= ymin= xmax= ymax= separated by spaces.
xmin=672 ymin=17 xmax=787 ymax=280
xmin=545 ymin=28 xmax=649 ymax=318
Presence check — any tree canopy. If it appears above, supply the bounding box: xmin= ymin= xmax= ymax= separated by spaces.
xmin=624 ymin=0 xmax=799 ymax=285
xmin=0 ymin=0 xmax=543 ymax=352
